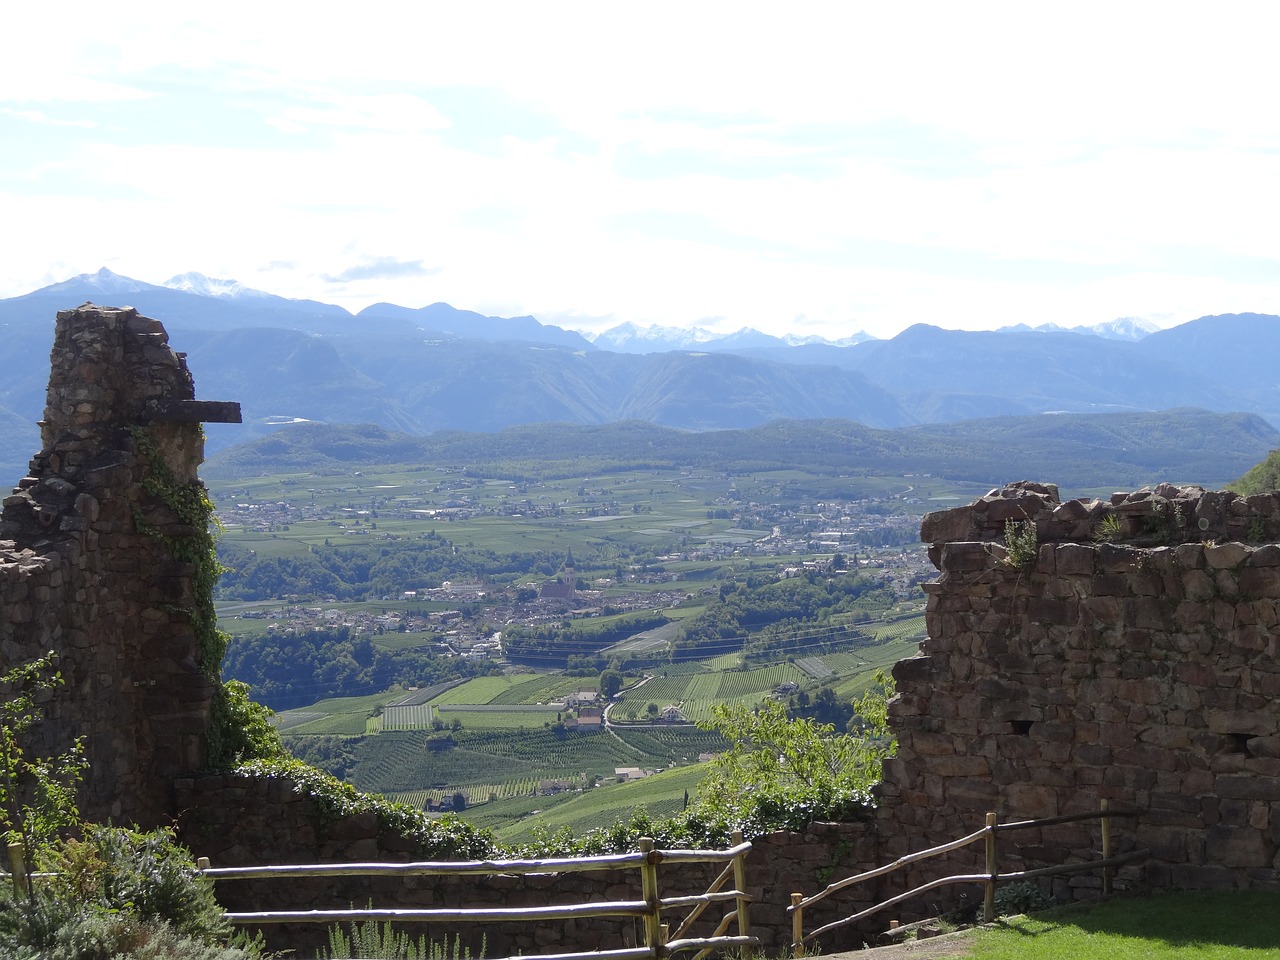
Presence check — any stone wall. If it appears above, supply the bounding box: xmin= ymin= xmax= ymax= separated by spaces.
xmin=879 ymin=481 xmax=1280 ymax=904
xmin=0 ymin=303 xmax=238 ymax=829
xmin=176 ymin=772 xmax=881 ymax=956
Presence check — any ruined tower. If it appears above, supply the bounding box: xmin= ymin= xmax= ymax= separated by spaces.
xmin=0 ymin=304 xmax=239 ymax=828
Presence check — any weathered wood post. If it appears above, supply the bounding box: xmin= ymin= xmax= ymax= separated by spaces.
xmin=7 ymin=841 xmax=28 ymax=898
xmin=731 ymin=830 xmax=751 ymax=940
xmin=639 ymin=837 xmax=664 ymax=957
xmin=982 ymin=811 xmax=997 ymax=923
xmin=790 ymin=892 xmax=805 ymax=957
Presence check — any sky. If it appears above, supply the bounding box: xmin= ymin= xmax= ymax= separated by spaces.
xmin=2 ymin=3 xmax=1278 ymax=341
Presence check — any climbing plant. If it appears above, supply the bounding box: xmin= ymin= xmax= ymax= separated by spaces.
xmin=128 ymin=426 xmax=282 ymax=768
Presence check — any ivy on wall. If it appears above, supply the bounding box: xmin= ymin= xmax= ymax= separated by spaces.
xmin=129 ymin=426 xmax=281 ymax=768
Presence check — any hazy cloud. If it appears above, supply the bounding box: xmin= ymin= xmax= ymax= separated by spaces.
xmin=324 ymin=258 xmax=440 ymax=283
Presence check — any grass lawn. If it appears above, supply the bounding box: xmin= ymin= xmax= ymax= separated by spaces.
xmin=973 ymin=892 xmax=1280 ymax=959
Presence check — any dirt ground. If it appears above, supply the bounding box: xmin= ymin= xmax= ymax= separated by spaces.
xmin=821 ymin=928 xmax=979 ymax=959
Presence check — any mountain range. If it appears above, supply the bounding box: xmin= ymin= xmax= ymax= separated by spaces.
xmin=1 ymin=268 xmax=1278 ymax=484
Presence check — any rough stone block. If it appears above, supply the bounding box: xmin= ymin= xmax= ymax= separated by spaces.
xmin=920 ymin=505 xmax=975 ymax=544
xmin=1209 ymin=710 xmax=1277 ymax=737
xmin=1206 ymin=825 xmax=1271 ymax=868
xmin=1240 ymin=566 xmax=1280 ymax=598
xmin=1205 ymin=542 xmax=1251 ymax=569
xmin=942 ymin=541 xmax=997 ymax=572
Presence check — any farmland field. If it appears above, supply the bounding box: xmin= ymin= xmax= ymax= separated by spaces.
xmin=214 ymin=452 xmax=935 ymax=840
xmin=485 ymin=765 xmax=710 ymax=842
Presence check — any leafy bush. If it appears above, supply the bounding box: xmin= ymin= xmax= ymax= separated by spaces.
xmin=42 ymin=825 xmax=231 ymax=941
xmin=0 ymin=904 xmax=258 ymax=960
xmin=993 ymin=880 xmax=1055 ymax=917
xmin=235 ymin=757 xmax=497 ymax=859
xmin=207 ymin=679 xmax=286 ymax=769
xmin=1 ymin=825 xmax=264 ymax=959
xmin=691 ymin=678 xmax=893 ymax=828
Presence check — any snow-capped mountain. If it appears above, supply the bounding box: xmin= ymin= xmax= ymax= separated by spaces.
xmin=1093 ymin=317 xmax=1161 ymax=340
xmin=591 ymin=321 xmax=876 ymax=354
xmin=38 ymin=267 xmax=162 ymax=297
xmin=162 ymin=272 xmax=272 ymax=299
xmin=590 ymin=322 xmax=718 ymax=353
xmin=997 ymin=317 xmax=1161 ymax=341
xmin=780 ymin=331 xmax=875 ymax=347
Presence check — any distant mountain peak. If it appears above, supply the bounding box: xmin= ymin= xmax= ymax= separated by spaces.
xmin=590 ymin=322 xmax=715 ymax=352
xmin=41 ymin=267 xmax=157 ymax=296
xmin=995 ymin=317 xmax=1159 ymax=341
xmin=591 ymin=321 xmax=876 ymax=354
xmin=1096 ymin=316 xmax=1160 ymax=340
xmin=162 ymin=272 xmax=270 ymax=299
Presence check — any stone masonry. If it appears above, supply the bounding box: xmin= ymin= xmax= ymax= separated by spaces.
xmin=879 ymin=480 xmax=1280 ymax=904
xmin=0 ymin=303 xmax=239 ymax=828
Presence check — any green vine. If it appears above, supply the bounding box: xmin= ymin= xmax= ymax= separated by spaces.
xmin=235 ymin=758 xmax=495 ymax=860
xmin=127 ymin=426 xmax=281 ymax=768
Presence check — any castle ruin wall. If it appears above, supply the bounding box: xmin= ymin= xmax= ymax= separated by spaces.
xmin=0 ymin=303 xmax=238 ymax=829
xmin=881 ymin=481 xmax=1280 ymax=901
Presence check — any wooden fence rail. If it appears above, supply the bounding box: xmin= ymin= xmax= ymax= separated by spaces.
xmin=789 ymin=801 xmax=1148 ymax=955
xmin=199 ymin=834 xmax=757 ymax=960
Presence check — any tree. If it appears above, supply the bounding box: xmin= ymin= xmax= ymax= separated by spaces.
xmin=646 ymin=702 xmax=660 ymax=720
xmin=693 ymin=670 xmax=895 ymax=825
xmin=599 ymin=669 xmax=624 ymax=699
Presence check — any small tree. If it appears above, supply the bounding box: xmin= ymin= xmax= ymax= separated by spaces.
xmin=599 ymin=668 xmax=624 ymax=699
xmin=693 ymin=670 xmax=895 ymax=827
xmin=0 ymin=653 xmax=86 ymax=877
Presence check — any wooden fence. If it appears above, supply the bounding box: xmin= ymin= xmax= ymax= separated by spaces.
xmin=788 ymin=802 xmax=1149 ymax=955
xmin=199 ymin=834 xmax=757 ymax=960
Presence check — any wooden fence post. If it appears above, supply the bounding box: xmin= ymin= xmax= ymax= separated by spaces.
xmin=731 ymin=830 xmax=750 ymax=941
xmin=982 ymin=812 xmax=997 ymax=923
xmin=790 ymin=892 xmax=804 ymax=957
xmin=1101 ymin=799 xmax=1112 ymax=896
xmin=639 ymin=837 xmax=664 ymax=957
xmin=8 ymin=842 xmax=28 ymax=898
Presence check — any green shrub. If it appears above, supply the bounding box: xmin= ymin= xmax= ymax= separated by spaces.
xmin=0 ymin=905 xmax=257 ymax=960
xmin=1001 ymin=520 xmax=1038 ymax=569
xmin=1 ymin=824 xmax=264 ymax=959
xmin=41 ymin=825 xmax=232 ymax=942
xmin=992 ymin=879 xmax=1055 ymax=917
xmin=323 ymin=921 xmax=483 ymax=960
xmin=235 ymin=757 xmax=497 ymax=859
xmin=208 ymin=679 xmax=286 ymax=769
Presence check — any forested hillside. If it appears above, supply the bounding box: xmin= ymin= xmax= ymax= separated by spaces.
xmin=205 ymin=409 xmax=1278 ymax=492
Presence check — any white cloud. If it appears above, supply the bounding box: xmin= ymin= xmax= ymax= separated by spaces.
xmin=1 ymin=2 xmax=1278 ymax=339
